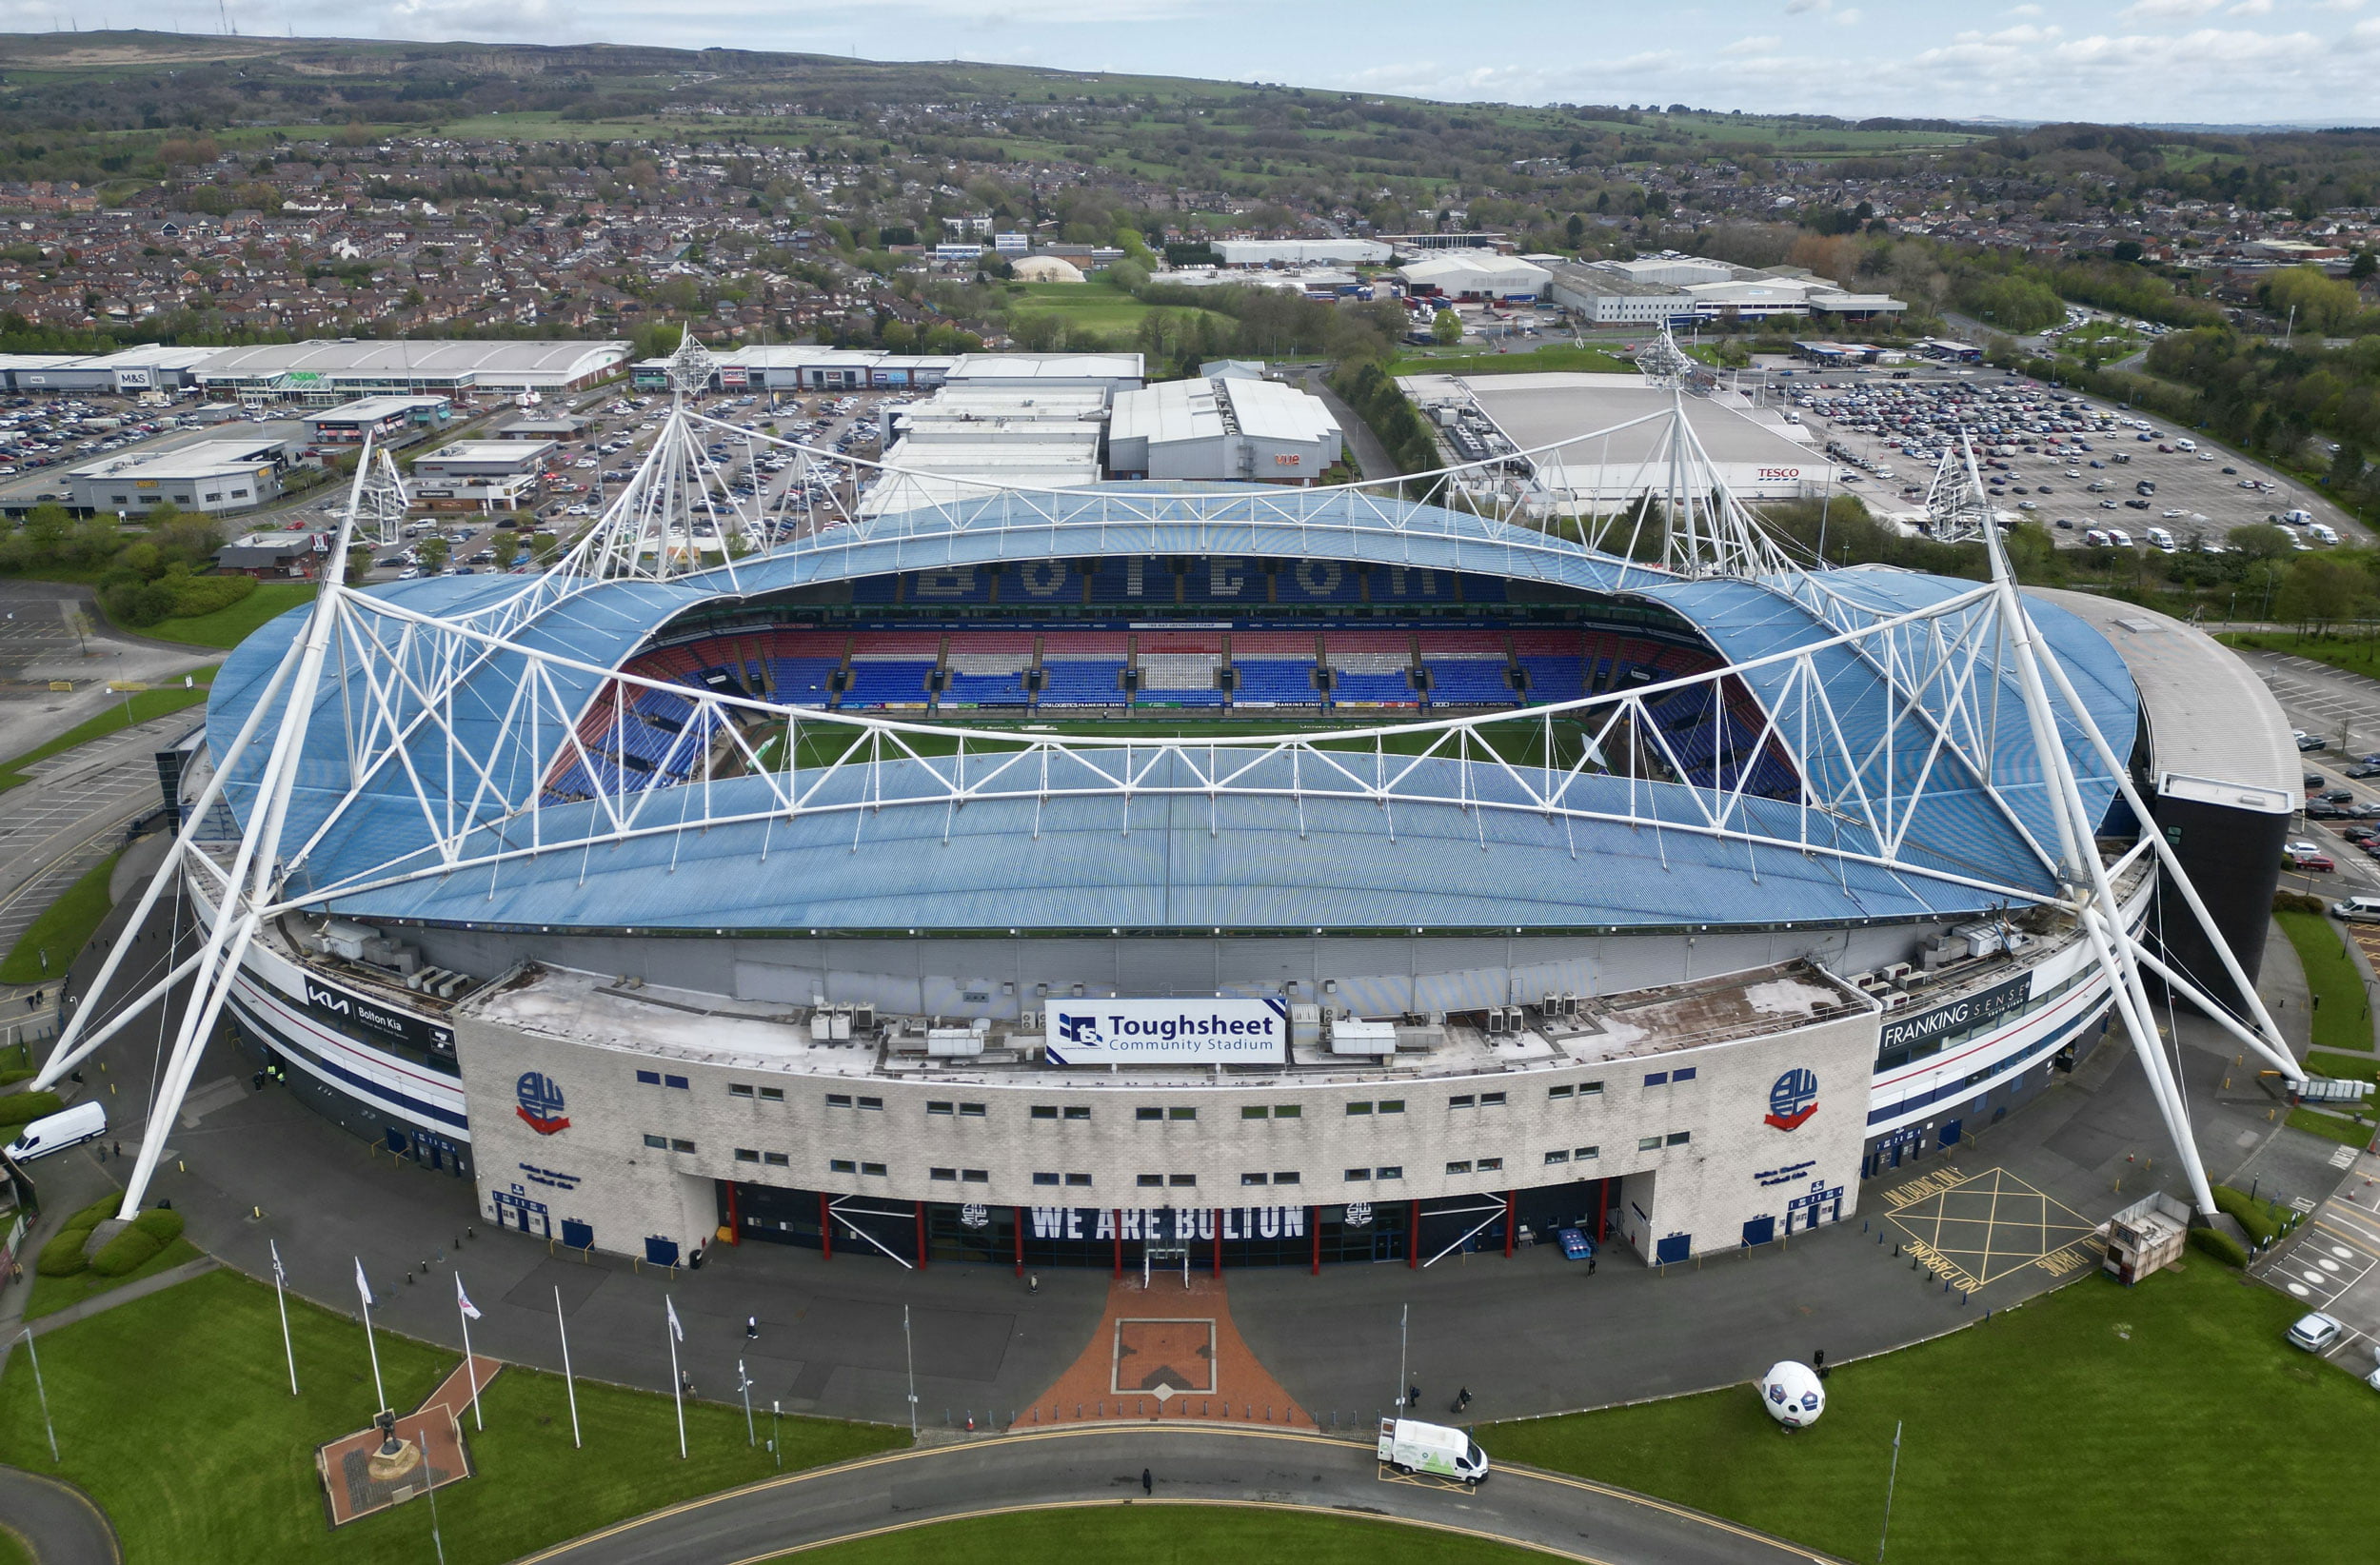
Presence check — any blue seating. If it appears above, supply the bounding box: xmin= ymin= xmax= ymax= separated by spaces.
xmin=1517 ymin=657 xmax=1584 ymax=701
xmin=1039 ymin=661 xmax=1125 ymax=705
xmin=903 ymin=566 xmax=992 ymax=604
xmin=1274 ymin=558 xmax=1364 ymax=604
xmin=1422 ymin=660 xmax=1516 ymax=705
xmin=1086 ymin=557 xmax=1174 ymax=604
xmin=942 ymin=671 xmax=1031 ymax=705
xmin=1232 ymin=660 xmax=1323 ymax=706
xmin=766 ymin=657 xmax=843 ymax=705
xmin=1329 ymin=671 xmax=1415 ymax=703
xmin=842 ymin=661 xmax=938 ymax=705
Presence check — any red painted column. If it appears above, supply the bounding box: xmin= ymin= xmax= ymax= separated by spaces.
xmin=1013 ymin=1206 xmax=1025 ymax=1277
xmin=1310 ymin=1205 xmax=1320 ymax=1276
xmin=1503 ymin=1190 xmax=1516 ymax=1258
xmin=915 ymin=1201 xmax=928 ymax=1270
xmin=1213 ymin=1208 xmax=1223 ymax=1278
xmin=1111 ymin=1211 xmax=1122 ymax=1279
xmin=724 ymin=1181 xmax=742 ymax=1245
xmin=820 ymin=1192 xmax=832 ymax=1260
xmin=1594 ymin=1178 xmax=1609 ymax=1247
xmin=1408 ymin=1199 xmax=1419 ymax=1269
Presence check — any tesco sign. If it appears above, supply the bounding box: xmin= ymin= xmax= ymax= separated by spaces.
xmin=1755 ymin=467 xmax=1804 ymax=481
xmin=1045 ymin=998 xmax=1288 ymax=1065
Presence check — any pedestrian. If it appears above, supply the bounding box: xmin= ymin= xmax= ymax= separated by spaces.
xmin=1813 ymin=1348 xmax=1828 ymax=1380
xmin=1406 ymin=1382 xmax=1419 ymax=1411
xmin=1140 ymin=1467 xmax=1153 ymax=1496
xmin=681 ymin=1370 xmax=695 ymax=1397
xmin=1453 ymin=1387 xmax=1472 ymax=1414
xmin=745 ymin=1314 xmax=759 ymax=1340
xmin=1587 ymin=1253 xmax=1597 ymax=1276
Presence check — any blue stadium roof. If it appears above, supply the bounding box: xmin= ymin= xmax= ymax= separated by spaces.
xmin=207 ymin=487 xmax=2137 ymax=935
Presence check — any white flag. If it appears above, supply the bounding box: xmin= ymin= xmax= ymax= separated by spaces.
xmin=456 ymin=1273 xmax=481 ymax=1321
xmin=270 ymin=1238 xmax=286 ymax=1286
xmin=353 ymin=1257 xmax=376 ymax=1310
xmin=665 ymin=1295 xmax=684 ymax=1343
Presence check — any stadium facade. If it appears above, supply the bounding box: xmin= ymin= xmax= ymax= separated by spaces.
xmin=46 ymin=342 xmax=2302 ymax=1278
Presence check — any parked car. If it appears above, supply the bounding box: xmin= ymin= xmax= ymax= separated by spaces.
xmin=2286 ymin=842 xmax=2336 ymax=872
xmin=2331 ymin=896 xmax=2380 ymax=921
xmin=2289 ymin=1312 xmax=2344 ymax=1354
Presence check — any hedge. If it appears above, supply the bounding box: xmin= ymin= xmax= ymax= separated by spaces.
xmin=89 ymin=1224 xmax=163 ymax=1278
xmin=35 ymin=1226 xmax=93 ymax=1277
xmin=2213 ymin=1184 xmax=2291 ymax=1247
xmin=66 ymin=1192 xmax=124 ymax=1228
xmin=2189 ymin=1225 xmax=2250 ymax=1268
xmin=129 ymin=1208 xmax=184 ymax=1243
xmin=0 ymin=1089 xmax=63 ymax=1128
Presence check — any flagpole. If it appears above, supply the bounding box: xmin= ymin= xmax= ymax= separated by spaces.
xmin=270 ymin=1239 xmax=298 ymax=1397
xmin=455 ymin=1273 xmax=483 ymax=1432
xmin=356 ymin=1258 xmax=387 ymax=1414
xmin=665 ymin=1295 xmax=687 ymax=1460
xmin=555 ymin=1285 xmax=581 ymax=1450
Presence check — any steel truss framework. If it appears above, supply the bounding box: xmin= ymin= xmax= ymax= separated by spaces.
xmin=42 ymin=342 xmax=2304 ymax=1222
xmin=1923 ymin=434 xmax=1997 ymax=546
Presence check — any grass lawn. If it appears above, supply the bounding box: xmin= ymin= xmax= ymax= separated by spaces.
xmin=21 ymin=1237 xmax=204 ymax=1322
xmin=1391 ymin=345 xmax=1632 ymax=376
xmin=140 ymin=581 xmax=314 ymax=649
xmin=2306 ymin=1049 xmax=2379 ymax=1077
xmin=2272 ymin=910 xmax=2372 ymax=1054
xmin=0 ymin=1521 xmax=30 ymax=1565
xmin=0 ymin=851 xmax=121 ymax=985
xmin=1002 ymin=281 xmax=1236 ymax=344
xmin=764 ymin=1507 xmax=1552 ymax=1564
xmin=1490 ymin=1260 xmax=2380 ymax=1563
xmin=0 ymin=1269 xmax=903 ymax=1565
xmin=2217 ymin=629 xmax=2380 ymax=685
xmin=0 ymin=670 xmax=216 ymax=793
xmin=2286 ymin=1105 xmax=2373 ymax=1146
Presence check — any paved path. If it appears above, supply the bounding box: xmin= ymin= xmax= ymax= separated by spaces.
xmin=1300 ymin=370 xmax=1397 ymax=483
xmin=0 ymin=1467 xmax=120 ymax=1565
xmin=517 ymin=1425 xmax=1834 ymax=1565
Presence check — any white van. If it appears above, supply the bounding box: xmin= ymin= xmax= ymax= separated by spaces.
xmin=2108 ymin=528 xmax=2134 ymax=547
xmin=2310 ymin=523 xmax=2339 ymax=545
xmin=4 ymin=1099 xmax=106 ymax=1162
xmin=2174 ymin=438 xmax=2196 ymax=451
xmin=1378 ymin=1418 xmax=1491 ymax=1481
xmin=2145 ymin=527 xmax=2176 ymax=553
xmin=2331 ymin=896 xmax=2380 ymax=923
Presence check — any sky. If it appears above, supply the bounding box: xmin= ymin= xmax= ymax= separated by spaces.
xmin=38 ymin=0 xmax=2380 ymax=125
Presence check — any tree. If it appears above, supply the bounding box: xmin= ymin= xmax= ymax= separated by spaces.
xmin=1432 ymin=308 xmax=1462 ymax=347
xmin=2351 ymin=249 xmax=2377 ymax=282
xmin=2276 ymin=553 xmax=2370 ymax=626
xmin=2225 ymin=523 xmax=2293 ymax=563
xmin=415 ymin=535 xmax=450 ymax=573
xmin=2110 ymin=240 xmax=2144 ymax=266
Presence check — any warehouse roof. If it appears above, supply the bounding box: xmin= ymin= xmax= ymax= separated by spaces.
xmin=69 ymin=438 xmax=284 ymax=482
xmin=195 ymin=338 xmax=628 ymax=381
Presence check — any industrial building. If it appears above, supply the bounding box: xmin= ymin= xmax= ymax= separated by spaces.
xmin=1543 ymin=262 xmax=1696 ymax=327
xmin=1398 ymin=252 xmax=1554 ymax=302
xmin=301 ymin=396 xmax=454 ymax=446
xmin=1215 ymin=239 xmax=1393 ymax=267
xmin=407 ymin=439 xmax=556 ymax=511
xmin=1108 ymin=371 xmax=1342 ymax=484
xmin=66 ymin=437 xmax=288 ymax=516
xmin=865 ymin=386 xmax=1110 ymax=513
xmin=1548 ymin=254 xmax=1907 ymax=326
xmin=192 ymin=339 xmax=630 ymax=405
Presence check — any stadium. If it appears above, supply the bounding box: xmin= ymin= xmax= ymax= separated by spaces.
xmin=43 ymin=338 xmax=2307 ymax=1279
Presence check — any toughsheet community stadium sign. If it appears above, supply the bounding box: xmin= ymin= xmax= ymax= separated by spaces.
xmin=1044 ymin=998 xmax=1288 ymax=1065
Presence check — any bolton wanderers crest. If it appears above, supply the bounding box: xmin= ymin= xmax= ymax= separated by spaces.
xmin=516 ymin=1071 xmax=570 ymax=1135
xmin=960 ymin=1203 xmax=989 ymax=1230
xmin=1765 ymin=1068 xmax=1818 ymax=1132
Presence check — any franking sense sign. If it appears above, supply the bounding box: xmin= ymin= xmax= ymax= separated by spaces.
xmin=1044 ymin=998 xmax=1288 ymax=1065
xmin=1878 ymin=973 xmax=2033 ymax=1057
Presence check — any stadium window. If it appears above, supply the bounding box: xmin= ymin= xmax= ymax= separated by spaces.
xmin=1273 ymin=1171 xmax=1299 ymax=1185
xmin=1643 ymin=1071 xmax=1669 ymax=1087
xmin=1479 ymin=1092 xmax=1506 ymax=1107
xmin=1168 ymin=1106 xmax=1197 ymax=1121
xmin=1169 ymin=1174 xmax=1198 ymax=1187
xmin=635 ymin=1070 xmax=661 ymax=1085
xmin=962 ymin=1169 xmax=988 ymax=1183
xmin=931 ymin=1167 xmax=958 ymax=1181
xmin=1448 ymin=1095 xmax=1476 ymax=1109
xmin=1242 ymin=1105 xmax=1269 ymax=1120
xmin=1032 ymin=1105 xmax=1059 ymax=1119
xmin=1137 ymin=1107 xmax=1163 ymax=1122
xmin=1378 ymin=1099 xmax=1404 ymax=1115
xmin=1579 ymin=1081 xmax=1603 ymax=1097
xmin=1344 ymin=1167 xmax=1371 ymax=1181
xmin=1064 ymin=1173 xmax=1093 ymax=1187
xmin=1375 ymin=1165 xmax=1404 ymax=1180
xmin=1575 ymin=1145 xmax=1598 ymax=1161
xmin=1544 ymin=1149 xmax=1570 ymax=1165
xmin=1273 ymin=1104 xmax=1300 ymax=1119
xmin=1671 ymin=1067 xmax=1696 ymax=1083
xmin=664 ymin=1075 xmax=689 ymax=1090
xmin=1666 ymin=1131 xmax=1692 ymax=1147
xmin=927 ymin=1101 xmax=955 ymax=1116
xmin=1346 ymin=1101 xmax=1373 ymax=1117
xmin=961 ymin=1103 xmax=986 ymax=1118
xmin=1064 ymin=1106 xmax=1091 ymax=1121
xmin=1445 ymin=1160 xmax=1472 ymax=1176
xmin=1138 ymin=1174 xmax=1165 ymax=1188
xmin=669 ymin=1138 xmax=695 ymax=1153
xmin=825 ymin=1093 xmax=853 ymax=1108
xmin=1033 ymin=1172 xmax=1061 ymax=1186
xmin=763 ymin=1152 xmax=790 ymax=1167
xmin=1241 ymin=1172 xmax=1268 ymax=1186
xmin=1548 ymin=1084 xmax=1574 ymax=1100
xmin=734 ymin=1148 xmax=760 ymax=1162
xmin=858 ymin=1097 xmax=883 ymax=1111
xmin=729 ymin=1083 xmax=754 ymax=1099
xmin=1638 ymin=1136 xmax=1662 ymax=1152
xmin=642 ymin=1134 xmax=666 ymax=1150
xmin=861 ymin=1161 xmax=887 ymax=1177
xmin=760 ymin=1087 xmax=784 ymax=1103
xmin=830 ymin=1158 xmax=857 ymax=1174
xmin=1478 ymin=1157 xmax=1502 ymax=1172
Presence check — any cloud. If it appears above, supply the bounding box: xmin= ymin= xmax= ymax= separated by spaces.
xmin=2117 ymin=0 xmax=2222 ymax=18
xmin=2312 ymin=0 xmax=2367 ymax=10
xmin=1723 ymin=34 xmax=1783 ymax=56
xmin=2006 ymin=3 xmax=2044 ymax=13
xmin=2228 ymin=0 xmax=2272 ymax=14
xmin=1835 ymin=8 xmax=1862 ymax=22
xmin=1784 ymin=0 xmax=1831 ymax=13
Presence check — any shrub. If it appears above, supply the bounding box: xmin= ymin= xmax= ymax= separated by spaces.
xmin=89 ymin=1224 xmax=163 ymax=1278
xmin=129 ymin=1207 xmax=184 ymax=1243
xmin=2214 ymin=1184 xmax=2288 ymax=1246
xmin=68 ymin=1192 xmax=124 ymax=1228
xmin=0 ymin=1089 xmax=63 ymax=1128
xmin=2273 ymin=890 xmax=2328 ymax=915
xmin=2189 ymin=1225 xmax=2250 ymax=1268
xmin=35 ymin=1226 xmax=93 ymax=1277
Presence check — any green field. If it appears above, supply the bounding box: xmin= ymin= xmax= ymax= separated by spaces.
xmin=140 ymin=582 xmax=315 ymax=649
xmin=2217 ymin=629 xmax=2380 ymax=684
xmin=0 ymin=669 xmax=215 ymax=793
xmin=0 ymin=1269 xmax=903 ymax=1565
xmin=2273 ymin=909 xmax=2371 ymax=1053
xmin=22 ymin=1236 xmax=205 ymax=1322
xmin=0 ymin=850 xmax=121 ymax=985
xmin=763 ymin=1507 xmax=1552 ymax=1565
xmin=1392 ymin=346 xmax=1633 ymax=376
xmin=2286 ymin=1104 xmax=2372 ymax=1145
xmin=1491 ymin=1259 xmax=2380 ymax=1563
xmin=1002 ymin=282 xmax=1237 ymax=344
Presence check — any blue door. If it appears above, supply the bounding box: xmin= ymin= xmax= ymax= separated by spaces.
xmin=1656 ymin=1233 xmax=1691 ymax=1264
xmin=1741 ymin=1216 xmax=1775 ymax=1247
xmin=562 ymin=1218 xmax=593 ymax=1250
xmin=1937 ymin=1119 xmax=1963 ymax=1149
xmin=644 ymin=1235 xmax=681 ymax=1267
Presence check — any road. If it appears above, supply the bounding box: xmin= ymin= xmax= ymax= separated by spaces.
xmin=2232 ymin=647 xmax=2380 ymax=893
xmin=0 ymin=710 xmax=186 ymax=973
xmin=0 ymin=1468 xmax=119 ymax=1565
xmin=517 ymin=1425 xmax=1831 ymax=1565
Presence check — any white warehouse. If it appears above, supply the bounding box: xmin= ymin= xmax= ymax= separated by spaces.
xmin=1108 ymin=372 xmax=1343 ymax=485
xmin=1398 ymin=252 xmax=1553 ymax=302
